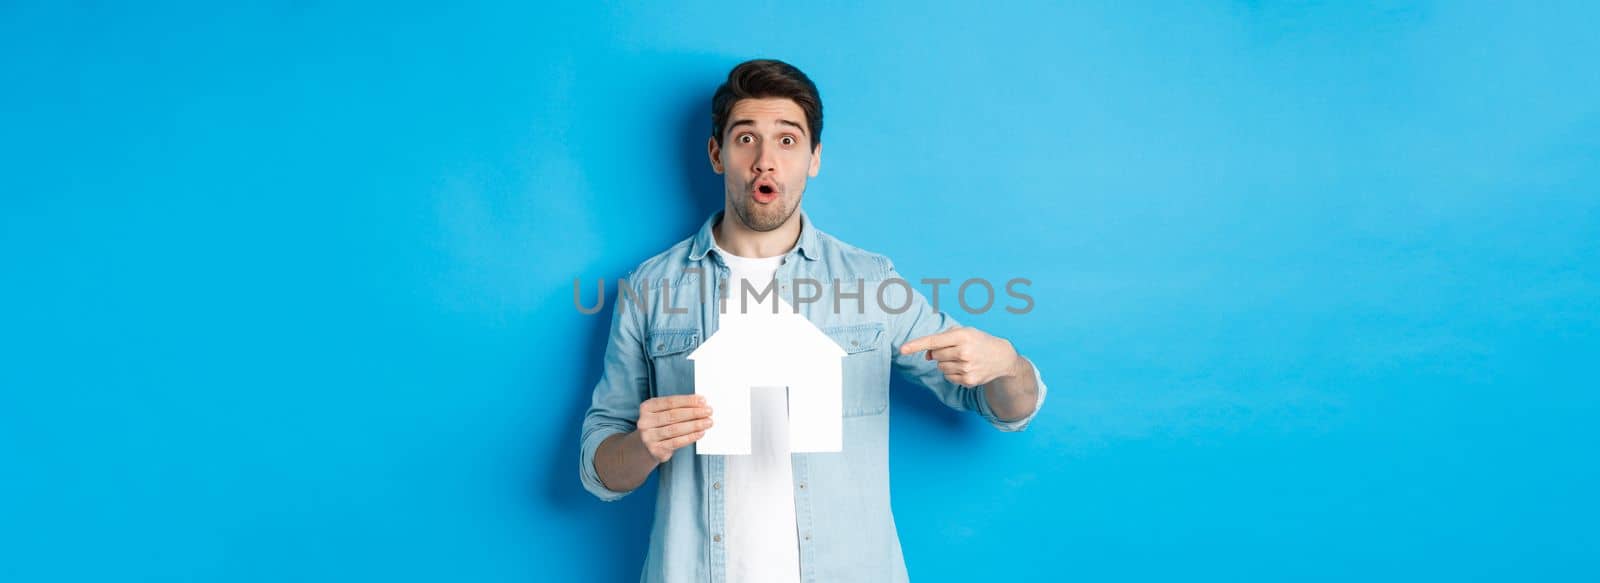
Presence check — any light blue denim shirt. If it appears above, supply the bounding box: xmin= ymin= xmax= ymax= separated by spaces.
xmin=580 ymin=211 xmax=1046 ymax=582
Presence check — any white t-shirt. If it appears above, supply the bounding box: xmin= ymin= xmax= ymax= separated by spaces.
xmin=715 ymin=244 xmax=801 ymax=583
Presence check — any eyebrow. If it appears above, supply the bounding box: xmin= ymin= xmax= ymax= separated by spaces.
xmin=728 ymin=118 xmax=808 ymax=136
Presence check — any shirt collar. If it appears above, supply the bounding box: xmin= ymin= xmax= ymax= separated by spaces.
xmin=688 ymin=209 xmax=820 ymax=262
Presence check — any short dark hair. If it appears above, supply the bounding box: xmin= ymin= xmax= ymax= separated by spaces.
xmin=711 ymin=59 xmax=822 ymax=149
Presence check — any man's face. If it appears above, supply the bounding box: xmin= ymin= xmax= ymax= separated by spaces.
xmin=708 ymin=97 xmax=821 ymax=232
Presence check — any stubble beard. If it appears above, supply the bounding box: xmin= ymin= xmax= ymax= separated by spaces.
xmin=730 ymin=188 xmax=802 ymax=232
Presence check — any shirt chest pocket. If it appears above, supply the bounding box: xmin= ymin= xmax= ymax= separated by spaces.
xmin=822 ymin=323 xmax=888 ymax=417
xmin=645 ymin=329 xmax=700 ymax=399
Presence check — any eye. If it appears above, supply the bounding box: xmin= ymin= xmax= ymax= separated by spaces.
xmin=738 ymin=134 xmax=755 ymax=144
xmin=780 ymin=135 xmax=796 ymax=146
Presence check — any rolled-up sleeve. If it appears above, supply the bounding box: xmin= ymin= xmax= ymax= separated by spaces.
xmin=969 ymin=357 xmax=1046 ymax=432
xmin=578 ymin=275 xmax=650 ymax=501
xmin=885 ymin=267 xmax=1047 ymax=432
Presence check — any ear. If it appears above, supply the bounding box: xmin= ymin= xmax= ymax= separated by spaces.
xmin=808 ymin=143 xmax=822 ymax=177
xmin=707 ymin=136 xmax=724 ymax=174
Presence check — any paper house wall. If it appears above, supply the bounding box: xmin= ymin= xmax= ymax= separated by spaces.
xmin=689 ymin=305 xmax=847 ymax=455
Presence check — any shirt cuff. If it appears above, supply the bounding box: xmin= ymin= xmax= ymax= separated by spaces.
xmin=975 ymin=356 xmax=1047 ymax=432
xmin=579 ymin=424 xmax=635 ymax=502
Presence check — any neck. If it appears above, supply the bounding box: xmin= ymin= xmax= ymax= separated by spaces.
xmin=713 ymin=207 xmax=802 ymax=259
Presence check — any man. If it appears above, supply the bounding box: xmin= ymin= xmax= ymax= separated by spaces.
xmin=580 ymin=59 xmax=1046 ymax=582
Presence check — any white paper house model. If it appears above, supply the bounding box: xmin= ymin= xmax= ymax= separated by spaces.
xmin=689 ymin=305 xmax=847 ymax=455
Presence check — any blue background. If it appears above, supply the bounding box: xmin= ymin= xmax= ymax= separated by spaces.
xmin=3 ymin=2 xmax=1597 ymax=581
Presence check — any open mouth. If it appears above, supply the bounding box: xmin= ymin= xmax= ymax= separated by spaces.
xmin=752 ymin=181 xmax=778 ymax=203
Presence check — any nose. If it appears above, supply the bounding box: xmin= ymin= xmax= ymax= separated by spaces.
xmin=751 ymin=143 xmax=777 ymax=174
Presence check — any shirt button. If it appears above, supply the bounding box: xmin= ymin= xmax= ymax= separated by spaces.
xmin=713 ymin=481 xmax=721 ymax=490
xmin=798 ymin=482 xmax=806 ymax=489
xmin=656 ymin=344 xmax=665 ymax=351
xmin=804 ymin=533 xmax=812 ymax=541
xmin=713 ymin=534 xmax=722 ymax=542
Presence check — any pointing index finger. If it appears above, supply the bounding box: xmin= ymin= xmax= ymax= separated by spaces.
xmin=899 ymin=327 xmax=963 ymax=355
